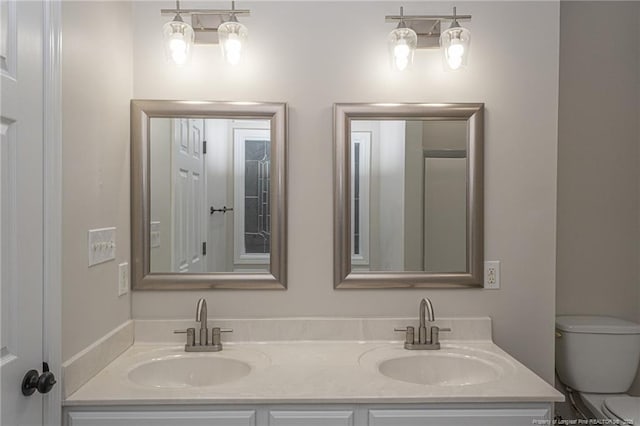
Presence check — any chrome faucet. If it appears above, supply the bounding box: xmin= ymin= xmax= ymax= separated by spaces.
xmin=395 ymin=297 xmax=451 ymax=350
xmin=196 ymin=298 xmax=208 ymax=346
xmin=419 ymin=297 xmax=435 ymax=345
xmin=174 ymin=298 xmax=233 ymax=352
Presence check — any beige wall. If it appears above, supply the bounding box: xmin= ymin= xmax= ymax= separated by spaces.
xmin=423 ymin=122 xmax=467 ymax=272
xmin=424 ymin=158 xmax=467 ymax=272
xmin=129 ymin=1 xmax=560 ymax=383
xmin=556 ymin=1 xmax=639 ymax=322
xmin=403 ymin=121 xmax=423 ymax=271
xmin=61 ymin=1 xmax=133 ymax=362
xmin=556 ymin=1 xmax=640 ymax=395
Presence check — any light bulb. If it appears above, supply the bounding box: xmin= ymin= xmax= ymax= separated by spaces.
xmin=446 ymin=39 xmax=464 ymax=70
xmin=440 ymin=23 xmax=470 ymax=71
xmin=223 ymin=33 xmax=243 ymax=65
xmin=169 ymin=33 xmax=188 ymax=64
xmin=388 ymin=26 xmax=417 ymax=72
xmin=218 ymin=19 xmax=248 ymax=66
xmin=393 ymin=40 xmax=411 ymax=71
xmin=446 ymin=53 xmax=463 ymax=70
xmin=448 ymin=40 xmax=465 ymax=58
xmin=163 ymin=16 xmax=194 ymax=66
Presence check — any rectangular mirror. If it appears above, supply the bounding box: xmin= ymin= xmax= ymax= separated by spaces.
xmin=132 ymin=100 xmax=287 ymax=290
xmin=334 ymin=103 xmax=483 ymax=288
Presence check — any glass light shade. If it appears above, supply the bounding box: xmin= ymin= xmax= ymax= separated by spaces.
xmin=440 ymin=24 xmax=470 ymax=71
xmin=388 ymin=26 xmax=417 ymax=72
xmin=163 ymin=17 xmax=195 ymax=66
xmin=218 ymin=20 xmax=248 ymax=66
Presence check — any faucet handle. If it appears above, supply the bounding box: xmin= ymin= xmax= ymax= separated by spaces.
xmin=430 ymin=326 xmax=452 ymax=346
xmin=394 ymin=326 xmax=415 ymax=345
xmin=211 ymin=327 xmax=233 ymax=347
xmin=173 ymin=328 xmax=195 ymax=347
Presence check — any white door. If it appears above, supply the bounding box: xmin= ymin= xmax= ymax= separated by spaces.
xmin=1 ymin=0 xmax=47 ymax=425
xmin=171 ymin=118 xmax=206 ymax=273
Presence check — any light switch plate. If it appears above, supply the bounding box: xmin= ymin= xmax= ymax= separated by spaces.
xmin=118 ymin=262 xmax=129 ymax=296
xmin=88 ymin=227 xmax=116 ymax=267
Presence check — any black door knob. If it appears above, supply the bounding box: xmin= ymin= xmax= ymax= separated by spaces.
xmin=22 ymin=363 xmax=56 ymax=396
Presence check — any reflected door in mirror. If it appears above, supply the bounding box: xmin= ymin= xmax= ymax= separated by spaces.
xmin=350 ymin=120 xmax=467 ymax=273
xmin=150 ymin=118 xmax=271 ymax=273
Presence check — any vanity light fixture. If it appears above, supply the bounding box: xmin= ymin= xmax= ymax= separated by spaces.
xmin=388 ymin=7 xmax=418 ymax=72
xmin=217 ymin=2 xmax=248 ymax=66
xmin=161 ymin=1 xmax=250 ymax=66
xmin=162 ymin=1 xmax=195 ymax=65
xmin=385 ymin=6 xmax=471 ymax=72
xmin=440 ymin=7 xmax=471 ymax=71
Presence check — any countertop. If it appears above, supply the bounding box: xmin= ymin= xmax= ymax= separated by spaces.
xmin=64 ymin=339 xmax=564 ymax=406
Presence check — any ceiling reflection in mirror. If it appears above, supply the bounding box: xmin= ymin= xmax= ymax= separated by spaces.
xmin=350 ymin=119 xmax=467 ymax=273
xmin=149 ymin=117 xmax=271 ymax=273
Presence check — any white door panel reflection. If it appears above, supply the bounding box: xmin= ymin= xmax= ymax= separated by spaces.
xmin=150 ymin=118 xmax=270 ymax=273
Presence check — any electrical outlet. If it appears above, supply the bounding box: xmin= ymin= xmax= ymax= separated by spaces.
xmin=484 ymin=261 xmax=500 ymax=289
xmin=118 ymin=262 xmax=129 ymax=296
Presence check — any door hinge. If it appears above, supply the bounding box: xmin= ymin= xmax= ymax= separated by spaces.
xmin=202 ymin=242 xmax=207 ymax=256
xmin=203 ymin=140 xmax=207 ymax=154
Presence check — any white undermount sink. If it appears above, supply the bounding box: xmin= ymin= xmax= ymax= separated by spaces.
xmin=128 ymin=355 xmax=251 ymax=388
xmin=360 ymin=345 xmax=514 ymax=387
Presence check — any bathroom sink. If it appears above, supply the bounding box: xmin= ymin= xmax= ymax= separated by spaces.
xmin=128 ymin=355 xmax=251 ymax=388
xmin=360 ymin=345 xmax=513 ymax=387
xmin=379 ymin=353 xmax=503 ymax=386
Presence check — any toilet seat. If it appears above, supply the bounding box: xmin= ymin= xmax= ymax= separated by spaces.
xmin=602 ymin=403 xmax=629 ymax=424
xmin=602 ymin=396 xmax=640 ymax=425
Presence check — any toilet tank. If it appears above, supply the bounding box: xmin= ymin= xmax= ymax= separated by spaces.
xmin=556 ymin=316 xmax=640 ymax=393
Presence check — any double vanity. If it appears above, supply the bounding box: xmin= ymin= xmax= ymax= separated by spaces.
xmin=60 ymin=100 xmax=563 ymax=425
xmin=62 ymin=300 xmax=562 ymax=426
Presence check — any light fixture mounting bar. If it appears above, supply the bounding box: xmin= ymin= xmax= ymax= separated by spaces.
xmin=161 ymin=9 xmax=250 ymax=16
xmin=385 ymin=14 xmax=471 ymax=22
xmin=385 ymin=8 xmax=471 ymax=50
xmin=189 ymin=13 xmax=245 ymax=44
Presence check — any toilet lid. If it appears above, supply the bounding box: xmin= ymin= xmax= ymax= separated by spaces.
xmin=603 ymin=397 xmax=640 ymax=424
xmin=556 ymin=315 xmax=640 ymax=334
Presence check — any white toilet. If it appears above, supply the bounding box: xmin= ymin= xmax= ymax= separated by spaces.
xmin=556 ymin=315 xmax=640 ymax=424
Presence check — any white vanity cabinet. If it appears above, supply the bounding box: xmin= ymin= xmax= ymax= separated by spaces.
xmin=367 ymin=406 xmax=552 ymax=425
xmin=64 ymin=403 xmax=553 ymax=426
xmin=66 ymin=410 xmax=257 ymax=426
xmin=268 ymin=410 xmax=355 ymax=426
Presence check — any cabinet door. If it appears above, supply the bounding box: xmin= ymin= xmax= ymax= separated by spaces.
xmin=368 ymin=407 xmax=551 ymax=426
xmin=67 ymin=410 xmax=256 ymax=426
xmin=269 ymin=410 xmax=354 ymax=426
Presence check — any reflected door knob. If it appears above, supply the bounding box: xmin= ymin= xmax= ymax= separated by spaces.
xmin=21 ymin=362 xmax=56 ymax=396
